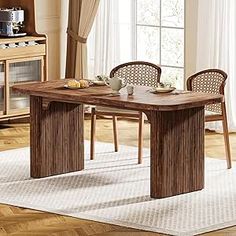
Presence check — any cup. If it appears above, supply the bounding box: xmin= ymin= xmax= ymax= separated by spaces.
xmin=18 ymin=42 xmax=27 ymax=47
xmin=127 ymin=85 xmax=134 ymax=95
xmin=0 ymin=44 xmax=7 ymax=49
xmin=8 ymin=43 xmax=17 ymax=48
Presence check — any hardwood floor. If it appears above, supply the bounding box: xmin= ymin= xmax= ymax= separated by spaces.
xmin=0 ymin=119 xmax=235 ymax=236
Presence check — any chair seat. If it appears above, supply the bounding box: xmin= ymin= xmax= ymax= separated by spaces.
xmin=90 ymin=61 xmax=162 ymax=164
xmin=205 ymin=110 xmax=221 ymax=116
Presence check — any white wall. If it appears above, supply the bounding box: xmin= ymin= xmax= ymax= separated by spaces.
xmin=185 ymin=0 xmax=198 ymax=79
xmin=60 ymin=0 xmax=69 ymax=78
xmin=35 ymin=0 xmax=61 ymax=80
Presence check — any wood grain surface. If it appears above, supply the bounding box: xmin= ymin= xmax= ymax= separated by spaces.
xmin=13 ymin=79 xmax=223 ymax=112
xmin=30 ymin=96 xmax=84 ymax=178
xmin=14 ymin=80 xmax=223 ymax=198
xmin=148 ymin=107 xmax=205 ymax=198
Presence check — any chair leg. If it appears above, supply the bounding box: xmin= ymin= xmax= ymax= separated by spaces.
xmin=90 ymin=108 xmax=96 ymax=160
xmin=222 ymin=103 xmax=232 ymax=169
xmin=138 ymin=112 xmax=144 ymax=164
xmin=112 ymin=116 xmax=118 ymax=152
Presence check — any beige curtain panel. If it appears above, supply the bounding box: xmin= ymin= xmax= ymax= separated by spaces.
xmin=66 ymin=0 xmax=100 ymax=79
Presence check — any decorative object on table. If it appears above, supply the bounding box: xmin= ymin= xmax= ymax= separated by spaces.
xmin=90 ymin=61 xmax=162 ymax=164
xmin=18 ymin=41 xmax=26 ymax=47
xmin=104 ymin=75 xmax=127 ymax=94
xmin=0 ymin=43 xmax=7 ymax=49
xmin=0 ymin=7 xmax=26 ymax=37
xmin=0 ymin=143 xmax=235 ymax=236
xmin=187 ymin=69 xmax=232 ymax=169
xmin=27 ymin=41 xmax=38 ymax=46
xmin=96 ymin=75 xmax=109 ymax=81
xmin=64 ymin=79 xmax=89 ymax=89
xmin=91 ymin=75 xmax=108 ymax=85
xmin=127 ymin=84 xmax=134 ymax=95
xmin=150 ymin=87 xmax=176 ymax=94
xmin=8 ymin=43 xmax=17 ymax=48
xmin=149 ymin=82 xmax=176 ymax=94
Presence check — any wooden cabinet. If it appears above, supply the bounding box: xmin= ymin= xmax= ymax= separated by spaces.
xmin=0 ymin=37 xmax=47 ymax=121
xmin=0 ymin=0 xmax=48 ymax=121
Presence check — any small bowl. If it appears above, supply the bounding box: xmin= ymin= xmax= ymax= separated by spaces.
xmin=92 ymin=80 xmax=106 ymax=86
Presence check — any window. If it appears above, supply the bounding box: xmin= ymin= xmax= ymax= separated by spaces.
xmin=135 ymin=0 xmax=185 ymax=88
xmin=88 ymin=0 xmax=185 ymax=88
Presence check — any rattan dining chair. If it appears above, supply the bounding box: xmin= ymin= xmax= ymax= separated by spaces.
xmin=187 ymin=69 xmax=232 ymax=169
xmin=90 ymin=61 xmax=162 ymax=164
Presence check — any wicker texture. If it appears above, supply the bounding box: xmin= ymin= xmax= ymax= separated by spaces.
xmin=110 ymin=61 xmax=161 ymax=87
xmin=187 ymin=69 xmax=227 ymax=114
xmin=93 ymin=61 xmax=161 ymax=164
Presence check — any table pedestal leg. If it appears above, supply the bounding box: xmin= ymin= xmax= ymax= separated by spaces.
xmin=30 ymin=96 xmax=84 ymax=178
xmin=147 ymin=107 xmax=205 ymax=199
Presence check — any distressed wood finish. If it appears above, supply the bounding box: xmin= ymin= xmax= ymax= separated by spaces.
xmin=13 ymin=80 xmax=223 ymax=198
xmin=146 ymin=107 xmax=205 ymax=198
xmin=30 ymin=96 xmax=84 ymax=178
xmin=13 ymin=80 xmax=223 ymax=112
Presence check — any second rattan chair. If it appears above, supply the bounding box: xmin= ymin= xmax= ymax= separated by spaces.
xmin=187 ymin=69 xmax=232 ymax=169
xmin=90 ymin=61 xmax=162 ymax=164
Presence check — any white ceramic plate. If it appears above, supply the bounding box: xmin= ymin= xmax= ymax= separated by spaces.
xmin=91 ymin=80 xmax=106 ymax=86
xmin=64 ymin=85 xmax=89 ymax=90
xmin=150 ymin=87 xmax=176 ymax=94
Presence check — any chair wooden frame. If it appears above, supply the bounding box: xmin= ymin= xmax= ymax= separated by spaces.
xmin=187 ymin=69 xmax=232 ymax=169
xmin=90 ymin=61 xmax=162 ymax=164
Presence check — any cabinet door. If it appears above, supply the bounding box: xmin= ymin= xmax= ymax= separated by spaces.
xmin=7 ymin=57 xmax=43 ymax=114
xmin=0 ymin=62 xmax=4 ymax=115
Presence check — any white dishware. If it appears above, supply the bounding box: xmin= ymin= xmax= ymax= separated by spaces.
xmin=18 ymin=42 xmax=27 ymax=47
xmin=150 ymin=87 xmax=176 ymax=94
xmin=105 ymin=76 xmax=127 ymax=94
xmin=28 ymin=41 xmax=38 ymax=46
xmin=92 ymin=80 xmax=106 ymax=86
xmin=0 ymin=44 xmax=7 ymax=49
xmin=64 ymin=84 xmax=81 ymax=90
xmin=90 ymin=75 xmax=108 ymax=85
xmin=8 ymin=43 xmax=17 ymax=48
xmin=127 ymin=85 xmax=134 ymax=95
xmin=96 ymin=75 xmax=109 ymax=81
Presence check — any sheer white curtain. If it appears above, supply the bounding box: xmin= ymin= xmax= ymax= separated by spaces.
xmin=87 ymin=0 xmax=134 ymax=78
xmin=197 ymin=0 xmax=236 ymax=132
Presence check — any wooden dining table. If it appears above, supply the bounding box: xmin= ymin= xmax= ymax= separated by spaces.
xmin=13 ymin=79 xmax=223 ymax=199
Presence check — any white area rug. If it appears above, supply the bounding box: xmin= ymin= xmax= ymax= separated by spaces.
xmin=0 ymin=141 xmax=235 ymax=236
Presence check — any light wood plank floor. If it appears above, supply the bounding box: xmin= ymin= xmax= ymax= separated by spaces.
xmin=0 ymin=119 xmax=235 ymax=236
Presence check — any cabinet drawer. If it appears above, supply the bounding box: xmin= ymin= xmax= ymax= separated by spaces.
xmin=0 ymin=44 xmax=46 ymax=60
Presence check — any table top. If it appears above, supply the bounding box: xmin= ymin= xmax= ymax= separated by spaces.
xmin=13 ymin=79 xmax=223 ymax=111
